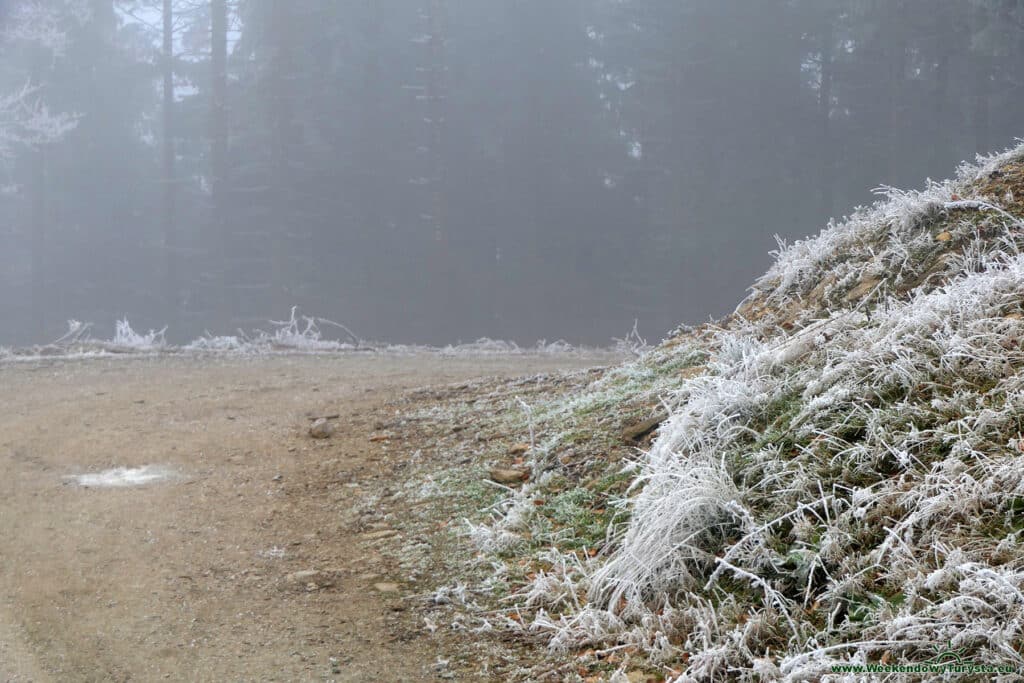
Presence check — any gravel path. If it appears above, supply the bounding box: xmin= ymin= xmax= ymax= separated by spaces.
xmin=0 ymin=353 xmax=603 ymax=682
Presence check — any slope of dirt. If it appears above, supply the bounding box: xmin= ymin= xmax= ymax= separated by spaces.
xmin=0 ymin=353 xmax=611 ymax=682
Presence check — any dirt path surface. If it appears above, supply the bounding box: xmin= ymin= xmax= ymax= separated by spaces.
xmin=0 ymin=353 xmax=605 ymax=682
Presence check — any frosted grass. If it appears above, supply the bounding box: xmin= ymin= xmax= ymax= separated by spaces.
xmin=468 ymin=141 xmax=1024 ymax=679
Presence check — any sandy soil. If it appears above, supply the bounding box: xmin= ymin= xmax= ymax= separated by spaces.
xmin=0 ymin=353 xmax=606 ymax=682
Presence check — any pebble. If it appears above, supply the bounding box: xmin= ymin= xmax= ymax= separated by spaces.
xmin=285 ymin=570 xmax=321 ymax=584
xmin=488 ymin=467 xmax=530 ymax=485
xmin=309 ymin=418 xmax=336 ymax=439
xmin=361 ymin=529 xmax=399 ymax=540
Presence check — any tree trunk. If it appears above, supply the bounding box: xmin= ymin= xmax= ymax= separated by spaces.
xmin=970 ymin=3 xmax=991 ymax=155
xmin=971 ymin=59 xmax=991 ymax=155
xmin=884 ymin=3 xmax=906 ymax=185
xmin=266 ymin=0 xmax=292 ymax=314
xmin=421 ymin=0 xmax=451 ymax=339
xmin=29 ymin=54 xmax=46 ymax=340
xmin=931 ymin=54 xmax=950 ymax=171
xmin=356 ymin=0 xmax=383 ymax=304
xmin=210 ymin=0 xmax=230 ymax=318
xmin=818 ymin=18 xmax=835 ymax=221
xmin=29 ymin=144 xmax=46 ymax=340
xmin=162 ymin=0 xmax=177 ymax=324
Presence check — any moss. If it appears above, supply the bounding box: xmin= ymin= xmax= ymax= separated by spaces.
xmin=527 ymin=487 xmax=623 ymax=550
xmin=592 ymin=469 xmax=632 ymax=496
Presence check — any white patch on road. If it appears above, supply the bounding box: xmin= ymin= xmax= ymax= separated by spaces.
xmin=70 ymin=465 xmax=177 ymax=488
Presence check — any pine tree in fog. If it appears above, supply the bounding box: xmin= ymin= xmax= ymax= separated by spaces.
xmin=2 ymin=1 xmax=1024 ymax=346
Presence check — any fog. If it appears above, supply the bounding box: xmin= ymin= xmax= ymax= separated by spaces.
xmin=1 ymin=1 xmax=1019 ymax=347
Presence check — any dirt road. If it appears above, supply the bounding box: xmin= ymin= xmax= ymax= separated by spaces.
xmin=0 ymin=353 xmax=604 ymax=682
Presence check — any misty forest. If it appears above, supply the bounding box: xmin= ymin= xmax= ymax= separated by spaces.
xmin=9 ymin=2 xmax=1024 ymax=682
xmin=1 ymin=0 xmax=1021 ymax=346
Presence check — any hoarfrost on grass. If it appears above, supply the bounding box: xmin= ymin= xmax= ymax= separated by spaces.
xmin=2 ymin=307 xmax=628 ymax=363
xmin=466 ymin=141 xmax=1024 ymax=678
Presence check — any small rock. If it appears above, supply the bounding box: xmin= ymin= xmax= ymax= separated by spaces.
xmin=285 ymin=570 xmax=321 ymax=584
xmin=361 ymin=529 xmax=399 ymax=540
xmin=804 ymin=273 xmax=839 ymax=305
xmin=678 ymin=365 xmax=705 ymax=380
xmin=843 ymin=276 xmax=882 ymax=303
xmin=508 ymin=443 xmax=530 ymax=456
xmin=488 ymin=467 xmax=531 ymax=485
xmin=622 ymin=412 xmax=668 ymax=442
xmin=374 ymin=582 xmax=400 ymax=593
xmin=309 ymin=418 xmax=336 ymax=439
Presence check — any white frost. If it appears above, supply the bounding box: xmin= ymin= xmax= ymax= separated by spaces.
xmin=70 ymin=465 xmax=177 ymax=488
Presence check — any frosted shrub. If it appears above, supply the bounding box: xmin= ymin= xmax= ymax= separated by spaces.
xmin=591 ymin=453 xmax=748 ymax=609
xmin=109 ymin=318 xmax=167 ymax=351
xmin=266 ymin=306 xmax=360 ymax=351
xmin=183 ymin=334 xmax=248 ymax=352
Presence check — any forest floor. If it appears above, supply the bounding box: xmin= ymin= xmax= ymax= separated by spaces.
xmin=0 ymin=352 xmax=613 ymax=682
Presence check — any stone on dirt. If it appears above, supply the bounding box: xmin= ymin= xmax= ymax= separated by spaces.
xmin=309 ymin=418 xmax=336 ymax=439
xmin=488 ymin=467 xmax=531 ymax=485
xmin=285 ymin=570 xmax=321 ymax=584
xmin=361 ymin=529 xmax=399 ymax=540
xmin=621 ymin=412 xmax=667 ymax=443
